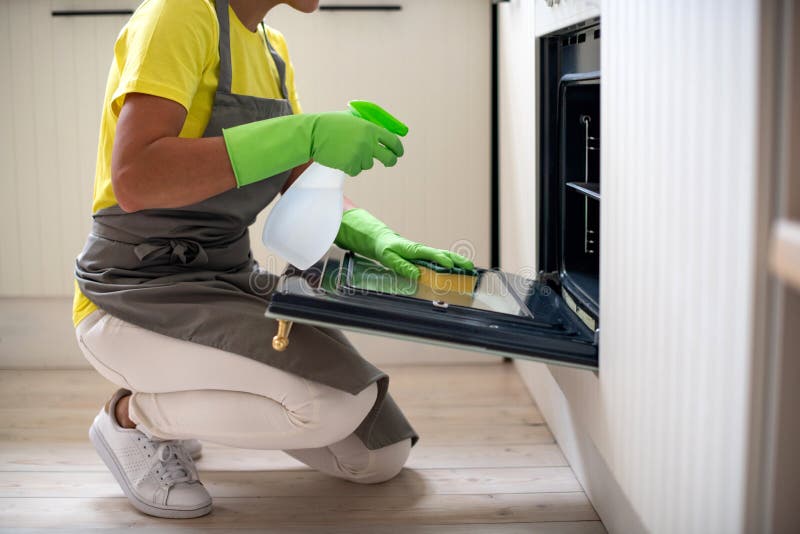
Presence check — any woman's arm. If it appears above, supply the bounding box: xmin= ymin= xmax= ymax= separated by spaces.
xmin=113 ymin=93 xmax=313 ymax=211
xmin=113 ymin=93 xmax=389 ymax=212
xmin=111 ymin=93 xmax=237 ymax=212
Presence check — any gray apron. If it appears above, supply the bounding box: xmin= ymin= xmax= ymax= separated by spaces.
xmin=75 ymin=0 xmax=417 ymax=450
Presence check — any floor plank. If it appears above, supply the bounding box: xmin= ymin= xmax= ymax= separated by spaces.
xmin=0 ymin=411 xmax=552 ymax=445
xmin=0 ymin=521 xmax=607 ymax=534
xmin=0 ymin=442 xmax=569 ymax=472
xmin=0 ymin=467 xmax=582 ymax=498
xmin=0 ymin=399 xmax=544 ymax=428
xmin=0 ymin=365 xmax=552 ymax=446
xmin=0 ymin=364 xmax=534 ymax=410
xmin=0 ymin=493 xmax=598 ymax=528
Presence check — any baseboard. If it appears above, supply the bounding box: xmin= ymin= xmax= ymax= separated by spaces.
xmin=515 ymin=360 xmax=648 ymax=534
xmin=0 ymin=297 xmax=493 ymax=369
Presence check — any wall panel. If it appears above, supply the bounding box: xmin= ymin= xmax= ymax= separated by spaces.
xmin=0 ymin=0 xmax=134 ymax=297
xmin=599 ymin=2 xmax=758 ymax=531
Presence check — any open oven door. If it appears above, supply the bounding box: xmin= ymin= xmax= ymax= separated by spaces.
xmin=265 ymin=248 xmax=598 ymax=370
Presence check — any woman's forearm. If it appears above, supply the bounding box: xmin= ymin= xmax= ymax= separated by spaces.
xmin=112 ymin=135 xmax=236 ymax=212
xmin=111 ymin=92 xmax=357 ymax=212
xmin=110 ymin=93 xmax=245 ymax=212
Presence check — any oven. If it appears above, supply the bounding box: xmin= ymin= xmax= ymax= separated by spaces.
xmin=264 ymin=21 xmax=601 ymax=371
xmin=540 ymin=19 xmax=601 ymax=331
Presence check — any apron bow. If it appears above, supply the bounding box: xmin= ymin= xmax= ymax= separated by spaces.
xmin=133 ymin=239 xmax=209 ymax=267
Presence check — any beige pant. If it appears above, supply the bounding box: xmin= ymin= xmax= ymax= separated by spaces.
xmin=76 ymin=310 xmax=411 ymax=484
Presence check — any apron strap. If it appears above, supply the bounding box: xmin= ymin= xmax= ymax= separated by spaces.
xmin=214 ymin=0 xmax=290 ymax=101
xmin=215 ymin=0 xmax=233 ymax=94
xmin=260 ymin=22 xmax=290 ymax=101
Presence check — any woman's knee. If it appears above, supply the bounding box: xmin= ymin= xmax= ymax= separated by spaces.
xmin=344 ymin=438 xmax=413 ymax=484
xmin=299 ymin=382 xmax=379 ymax=447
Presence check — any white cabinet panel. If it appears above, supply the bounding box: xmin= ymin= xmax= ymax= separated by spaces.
xmin=507 ymin=0 xmax=769 ymax=532
xmin=497 ymin=0 xmax=537 ymax=275
xmin=0 ymin=0 xmax=137 ymax=296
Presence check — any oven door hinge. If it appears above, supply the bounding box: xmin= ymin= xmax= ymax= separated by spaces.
xmin=594 ymin=328 xmax=600 ymax=346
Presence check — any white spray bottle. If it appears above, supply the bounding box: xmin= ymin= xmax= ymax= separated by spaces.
xmin=262 ymin=100 xmax=408 ymax=269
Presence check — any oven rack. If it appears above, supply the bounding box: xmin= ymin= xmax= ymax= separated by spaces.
xmin=565 ymin=181 xmax=601 ymax=200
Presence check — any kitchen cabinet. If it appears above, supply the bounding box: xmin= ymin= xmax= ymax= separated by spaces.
xmin=496 ymin=1 xmax=799 ymax=533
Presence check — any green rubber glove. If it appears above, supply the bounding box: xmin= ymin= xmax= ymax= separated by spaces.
xmin=334 ymin=208 xmax=475 ymax=279
xmin=222 ymin=109 xmax=404 ymax=187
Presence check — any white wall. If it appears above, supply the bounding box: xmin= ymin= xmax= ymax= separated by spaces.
xmin=0 ymin=0 xmax=493 ymax=367
xmin=0 ymin=0 xmax=137 ymax=368
xmin=500 ymin=1 xmax=770 ymax=532
xmin=0 ymin=0 xmax=135 ymax=297
xmin=497 ymin=0 xmax=537 ymax=279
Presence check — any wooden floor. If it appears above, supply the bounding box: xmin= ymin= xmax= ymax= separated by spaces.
xmin=0 ymin=362 xmax=604 ymax=532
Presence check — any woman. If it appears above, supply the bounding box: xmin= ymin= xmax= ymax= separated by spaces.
xmin=73 ymin=0 xmax=473 ymax=519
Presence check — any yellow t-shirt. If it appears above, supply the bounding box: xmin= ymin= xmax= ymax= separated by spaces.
xmin=73 ymin=0 xmax=302 ymax=327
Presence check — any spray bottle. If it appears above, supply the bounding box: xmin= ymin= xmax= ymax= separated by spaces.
xmin=262 ymin=101 xmax=408 ymax=269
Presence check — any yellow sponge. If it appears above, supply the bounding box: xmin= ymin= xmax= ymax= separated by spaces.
xmin=412 ymin=260 xmax=479 ymax=306
xmin=416 ymin=264 xmax=478 ymax=294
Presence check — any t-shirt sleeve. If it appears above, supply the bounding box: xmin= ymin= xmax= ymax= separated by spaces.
xmin=110 ymin=0 xmax=216 ymax=115
xmin=266 ymin=27 xmax=302 ymax=114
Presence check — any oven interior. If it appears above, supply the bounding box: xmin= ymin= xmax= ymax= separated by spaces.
xmin=539 ymin=19 xmax=601 ymax=329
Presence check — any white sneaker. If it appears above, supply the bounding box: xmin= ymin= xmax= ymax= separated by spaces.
xmin=89 ymin=389 xmax=212 ymax=518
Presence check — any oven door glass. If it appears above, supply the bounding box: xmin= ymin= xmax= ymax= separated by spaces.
xmin=265 ymin=248 xmax=598 ymax=370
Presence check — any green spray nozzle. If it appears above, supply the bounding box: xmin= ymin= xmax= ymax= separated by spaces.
xmin=348 ymin=100 xmax=409 ymax=137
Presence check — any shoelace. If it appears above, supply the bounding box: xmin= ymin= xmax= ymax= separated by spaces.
xmin=153 ymin=441 xmax=194 ymax=485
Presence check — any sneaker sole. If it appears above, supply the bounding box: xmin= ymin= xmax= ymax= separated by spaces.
xmin=89 ymin=423 xmax=212 ymax=519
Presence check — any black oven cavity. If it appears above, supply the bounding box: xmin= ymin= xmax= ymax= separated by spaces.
xmin=540 ymin=19 xmax=601 ymax=330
